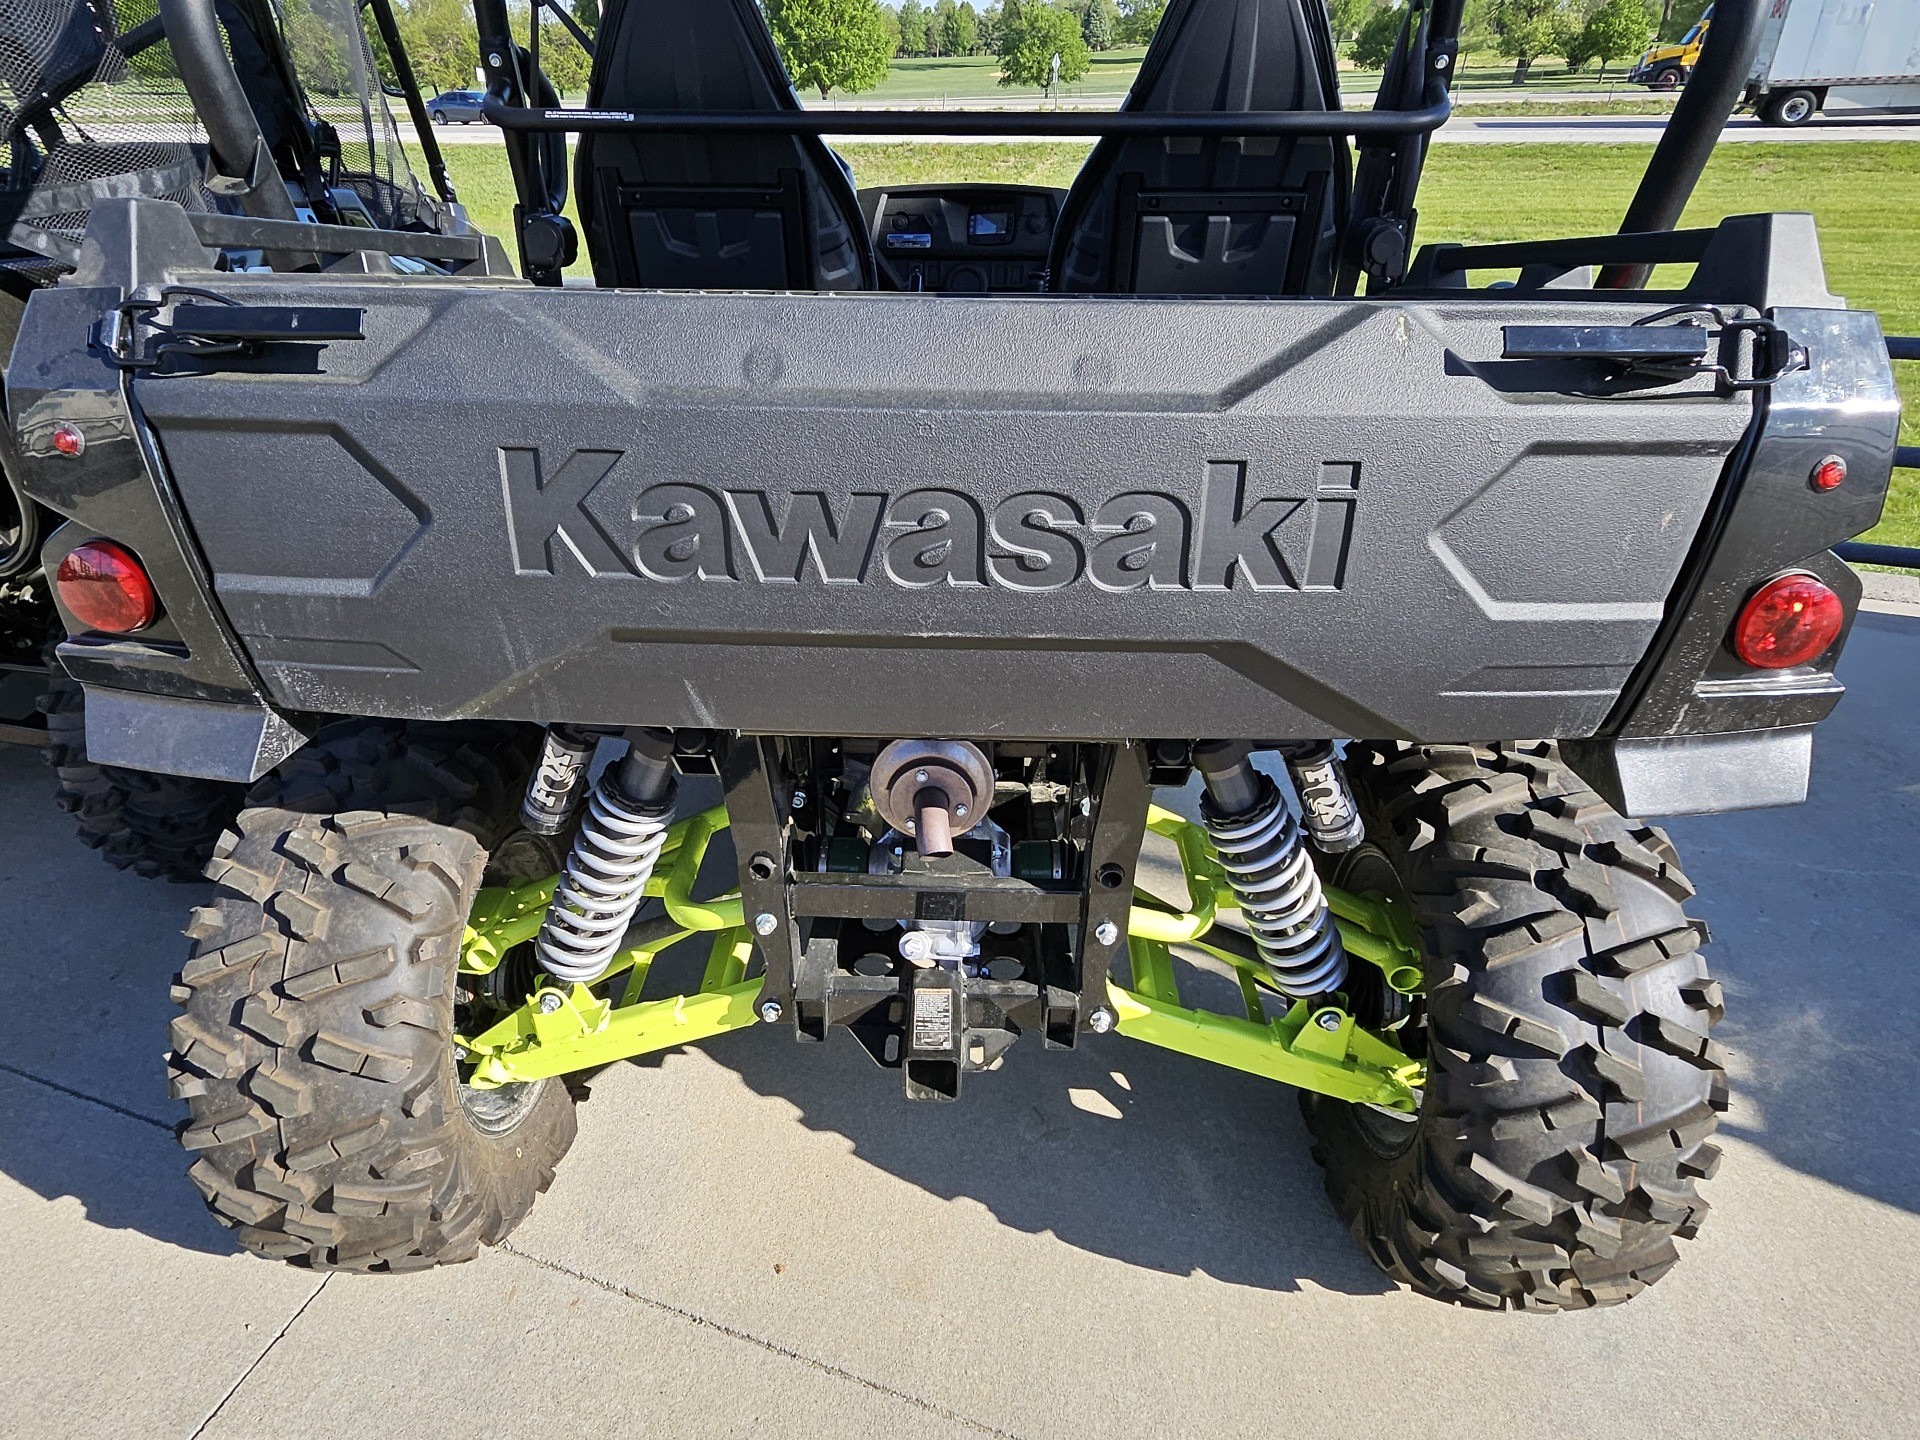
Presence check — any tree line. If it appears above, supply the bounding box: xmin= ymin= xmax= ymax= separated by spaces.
xmin=330 ymin=0 xmax=1706 ymax=108
xmin=1337 ymin=0 xmax=1706 ymax=84
xmin=366 ymin=0 xmax=1149 ymax=100
xmin=890 ymin=0 xmax=1158 ymax=59
xmin=763 ymin=0 xmax=1151 ymax=99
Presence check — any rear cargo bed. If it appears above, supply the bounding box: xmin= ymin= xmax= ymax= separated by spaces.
xmin=132 ymin=283 xmax=1751 ymax=739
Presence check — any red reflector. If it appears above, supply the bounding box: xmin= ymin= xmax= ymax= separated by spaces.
xmin=1810 ymin=455 xmax=1847 ymax=491
xmin=55 ymin=540 xmax=157 ymax=634
xmin=1733 ymin=573 xmax=1843 ymax=669
xmin=51 ymin=422 xmax=85 ymax=457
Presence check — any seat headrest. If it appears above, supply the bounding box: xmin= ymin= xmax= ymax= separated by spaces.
xmin=587 ymin=0 xmax=804 ymax=115
xmin=1125 ymin=0 xmax=1339 ymax=116
xmin=576 ymin=0 xmax=873 ymax=290
xmin=1048 ymin=0 xmax=1350 ymax=296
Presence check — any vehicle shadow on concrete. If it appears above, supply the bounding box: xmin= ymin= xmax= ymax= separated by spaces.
xmin=626 ymin=778 xmax=1396 ymax=1297
xmin=1661 ymin=614 xmax=1920 ymax=1217
xmin=0 ymin=613 xmax=1913 ymax=1274
xmin=0 ymin=1061 xmax=237 ymax=1256
xmin=0 ymin=746 xmax=1389 ymax=1292
xmin=646 ymin=615 xmax=1920 ymax=1279
xmin=0 ymin=740 xmax=234 ymax=1253
xmin=683 ymin=983 xmax=1399 ymax=1298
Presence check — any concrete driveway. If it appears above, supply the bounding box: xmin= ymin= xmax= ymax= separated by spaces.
xmin=3 ymin=610 xmax=1917 ymax=1440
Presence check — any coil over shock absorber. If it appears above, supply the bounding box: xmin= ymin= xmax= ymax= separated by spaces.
xmin=1194 ymin=741 xmax=1351 ymax=1000
xmin=519 ymin=724 xmax=599 ymax=837
xmin=1286 ymin=741 xmax=1365 ymax=854
xmin=528 ymin=727 xmax=678 ymax=986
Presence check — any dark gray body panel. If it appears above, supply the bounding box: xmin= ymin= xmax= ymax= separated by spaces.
xmin=6 ymin=281 xmax=266 ymax=708
xmin=131 ymin=282 xmax=1755 ymax=739
xmin=1611 ymin=306 xmax=1900 ymax=738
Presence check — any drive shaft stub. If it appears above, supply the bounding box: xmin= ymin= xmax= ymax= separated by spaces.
xmin=870 ymin=739 xmax=995 ymax=858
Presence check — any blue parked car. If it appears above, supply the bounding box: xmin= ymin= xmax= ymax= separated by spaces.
xmin=426 ymin=89 xmax=485 ymax=124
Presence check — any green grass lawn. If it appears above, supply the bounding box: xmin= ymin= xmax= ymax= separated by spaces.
xmin=1348 ymin=54 xmax=1665 ymax=93
xmin=434 ymin=140 xmax=1916 ymax=546
xmin=817 ymin=50 xmax=1652 ymax=107
xmin=836 ymin=48 xmax=1147 ymax=106
xmin=1440 ymin=95 xmax=1678 ymax=115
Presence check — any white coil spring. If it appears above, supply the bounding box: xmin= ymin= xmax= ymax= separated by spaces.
xmin=1204 ymin=781 xmax=1348 ymax=999
xmin=534 ymin=777 xmax=674 ymax=985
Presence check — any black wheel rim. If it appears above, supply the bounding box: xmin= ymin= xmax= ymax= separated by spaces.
xmin=458 ymin=1073 xmax=548 ymax=1136
xmin=454 ymin=926 xmax=549 ymax=1138
xmin=1329 ymin=843 xmax=1425 ymax=1158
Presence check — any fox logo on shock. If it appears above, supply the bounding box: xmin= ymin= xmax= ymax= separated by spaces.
xmin=501 ymin=450 xmax=1358 ymax=592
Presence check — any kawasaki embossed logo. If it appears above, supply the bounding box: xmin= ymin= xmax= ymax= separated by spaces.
xmin=502 ymin=450 xmax=1358 ymax=592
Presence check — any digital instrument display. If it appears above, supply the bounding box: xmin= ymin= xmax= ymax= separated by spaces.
xmin=968 ymin=209 xmax=1012 ymax=242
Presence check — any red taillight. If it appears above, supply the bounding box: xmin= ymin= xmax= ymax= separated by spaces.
xmin=55 ymin=540 xmax=157 ymax=634
xmin=1810 ymin=455 xmax=1847 ymax=491
xmin=51 ymin=422 xmax=85 ymax=457
xmin=1732 ymin=573 xmax=1843 ymax=669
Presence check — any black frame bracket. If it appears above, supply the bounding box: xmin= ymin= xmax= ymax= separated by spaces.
xmin=723 ymin=736 xmax=1153 ymax=1098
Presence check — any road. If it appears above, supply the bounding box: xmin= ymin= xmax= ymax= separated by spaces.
xmin=1433 ymin=111 xmax=1919 ymax=143
xmin=400 ymin=111 xmax=1917 ymax=147
xmin=1 ymin=608 xmax=1917 ymax=1438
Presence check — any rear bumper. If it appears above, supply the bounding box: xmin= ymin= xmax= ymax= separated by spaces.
xmin=82 ymin=683 xmax=304 ymax=782
xmin=1562 ymin=726 xmax=1813 ymax=816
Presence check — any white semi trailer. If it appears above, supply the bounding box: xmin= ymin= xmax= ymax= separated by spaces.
xmin=1747 ymin=0 xmax=1920 ymax=124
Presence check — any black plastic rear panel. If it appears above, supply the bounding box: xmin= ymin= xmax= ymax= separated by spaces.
xmin=123 ymin=281 xmax=1762 ymax=740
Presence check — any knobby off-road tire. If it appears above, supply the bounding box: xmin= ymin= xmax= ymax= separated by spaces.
xmin=38 ymin=638 xmax=246 ymax=881
xmin=1303 ymin=742 xmax=1726 ymax=1311
xmin=168 ymin=719 xmax=576 ymax=1270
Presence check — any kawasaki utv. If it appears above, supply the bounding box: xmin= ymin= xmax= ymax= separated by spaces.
xmin=0 ymin=0 xmax=474 ymax=876
xmin=9 ymin=0 xmax=1904 ymax=1309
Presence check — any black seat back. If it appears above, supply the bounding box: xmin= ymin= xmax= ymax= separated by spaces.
xmin=1049 ymin=0 xmax=1349 ymax=296
xmin=577 ymin=0 xmax=874 ymax=290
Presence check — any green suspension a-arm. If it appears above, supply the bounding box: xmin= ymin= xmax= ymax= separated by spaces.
xmin=457 ymin=802 xmax=1426 ymax=1106
xmin=1107 ymin=806 xmax=1425 ymax=1111
xmin=458 ymin=805 xmax=758 ymax=1088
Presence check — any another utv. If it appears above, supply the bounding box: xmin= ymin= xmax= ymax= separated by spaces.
xmin=7 ymin=0 xmax=1903 ymax=1309
xmin=1 ymin=0 xmax=475 ymax=875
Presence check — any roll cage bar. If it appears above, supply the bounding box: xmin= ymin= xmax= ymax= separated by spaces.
xmin=471 ymin=0 xmax=1464 ymax=291
xmin=143 ymin=0 xmax=1766 ymax=295
xmin=363 ymin=0 xmax=459 ymax=210
xmin=77 ymin=0 xmax=457 ymax=231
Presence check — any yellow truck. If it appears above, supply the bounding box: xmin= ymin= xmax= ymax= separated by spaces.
xmin=1628 ymin=8 xmax=1711 ymax=90
xmin=1633 ymin=0 xmax=1920 ymax=122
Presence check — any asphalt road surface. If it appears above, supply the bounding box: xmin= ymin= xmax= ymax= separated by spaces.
xmin=1433 ymin=111 xmax=1919 ymax=143
xmin=2 ymin=608 xmax=1917 ymax=1438
xmin=400 ymin=112 xmax=1918 ymax=146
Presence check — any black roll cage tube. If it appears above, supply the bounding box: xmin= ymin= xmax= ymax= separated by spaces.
xmin=1600 ymin=0 xmax=1765 ymax=289
xmin=150 ymin=0 xmax=458 ymax=225
xmin=155 ymin=0 xmax=301 ymax=223
xmin=474 ymin=0 xmax=570 ymax=283
xmin=476 ymin=97 xmax=1455 ymax=139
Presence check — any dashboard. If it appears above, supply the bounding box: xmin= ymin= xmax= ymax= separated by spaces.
xmin=857 ymin=184 xmax=1066 ymax=294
